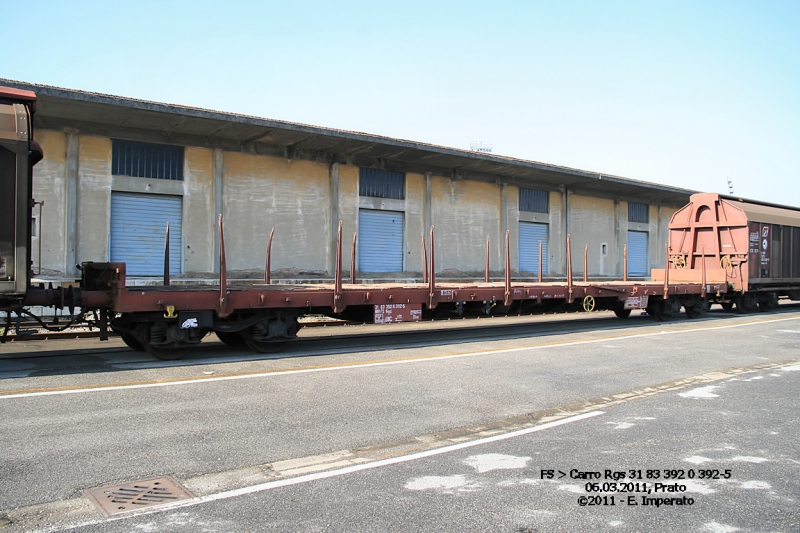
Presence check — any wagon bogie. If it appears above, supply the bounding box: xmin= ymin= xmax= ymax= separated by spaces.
xmin=734 ymin=293 xmax=759 ymax=314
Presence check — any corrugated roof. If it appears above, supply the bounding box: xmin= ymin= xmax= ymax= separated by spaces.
xmin=723 ymin=197 xmax=800 ymax=226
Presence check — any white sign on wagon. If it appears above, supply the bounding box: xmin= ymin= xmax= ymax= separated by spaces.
xmin=373 ymin=303 xmax=423 ymax=324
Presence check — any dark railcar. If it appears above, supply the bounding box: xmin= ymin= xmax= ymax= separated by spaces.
xmin=0 ymin=87 xmax=41 ymax=311
xmin=660 ymin=192 xmax=800 ymax=311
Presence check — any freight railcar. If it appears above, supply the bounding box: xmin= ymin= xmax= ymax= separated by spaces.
xmin=2 ymin=86 xmax=798 ymax=360
xmin=0 ymin=87 xmax=41 ymax=308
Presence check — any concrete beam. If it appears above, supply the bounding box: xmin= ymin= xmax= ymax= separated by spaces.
xmin=213 ymin=148 xmax=223 ymax=273
xmin=65 ymin=132 xmax=78 ymax=277
xmin=329 ymin=163 xmax=339 ymax=277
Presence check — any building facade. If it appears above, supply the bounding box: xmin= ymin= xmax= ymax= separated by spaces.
xmin=5 ymin=80 xmax=691 ymax=282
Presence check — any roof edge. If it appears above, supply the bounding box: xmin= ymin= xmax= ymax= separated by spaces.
xmin=1 ymin=78 xmax=696 ymax=198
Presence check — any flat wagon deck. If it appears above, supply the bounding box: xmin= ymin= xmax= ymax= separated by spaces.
xmin=47 ymin=222 xmax=723 ymax=359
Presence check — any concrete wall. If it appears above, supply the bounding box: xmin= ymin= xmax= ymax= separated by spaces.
xmin=336 ymin=163 xmax=359 ymax=274
xmin=405 ymin=172 xmax=427 ymax=274
xmin=76 ymin=136 xmax=111 ymax=265
xmin=222 ymin=153 xmax=330 ymax=274
xmin=548 ymin=190 xmax=565 ymax=276
xmin=506 ymin=185 xmax=520 ymax=275
xmin=431 ymin=176 xmax=502 ymax=274
xmin=568 ymin=194 xmax=616 ymax=276
xmin=183 ymin=147 xmax=215 ymax=274
xmin=32 ymin=131 xmax=67 ymax=275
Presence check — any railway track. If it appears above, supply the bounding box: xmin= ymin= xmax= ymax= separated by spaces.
xmin=3 ymin=304 xmax=799 ymax=375
xmin=0 ymin=316 xmax=355 ymax=342
xmin=5 ymin=301 xmax=800 ymax=345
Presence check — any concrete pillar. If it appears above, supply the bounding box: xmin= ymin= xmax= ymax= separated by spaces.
xmin=501 ymin=183 xmax=509 ymax=250
xmin=614 ymin=199 xmax=621 ymax=277
xmin=425 ymin=172 xmax=432 ymax=233
xmin=561 ymin=185 xmax=569 ymax=276
xmin=329 ymin=162 xmax=340 ymax=276
xmin=65 ymin=132 xmax=79 ymax=276
xmin=213 ymin=148 xmax=223 ymax=273
xmin=656 ymin=205 xmax=663 ymax=267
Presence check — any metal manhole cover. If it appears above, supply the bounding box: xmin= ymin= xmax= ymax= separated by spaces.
xmin=86 ymin=476 xmax=196 ymax=516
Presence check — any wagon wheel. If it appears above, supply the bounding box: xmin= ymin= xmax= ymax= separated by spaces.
xmin=111 ymin=324 xmax=147 ymax=352
xmin=142 ymin=323 xmax=189 ymax=360
xmin=243 ymin=338 xmax=287 ymax=354
xmin=672 ymin=255 xmax=686 ymax=269
xmin=734 ymin=294 xmax=756 ymax=314
xmin=216 ymin=330 xmax=247 ymax=347
xmin=685 ymin=305 xmax=702 ymax=319
xmin=120 ymin=332 xmax=146 ymax=352
xmin=143 ymin=342 xmax=189 ymax=360
xmin=646 ymin=300 xmax=666 ymax=321
xmin=582 ymin=295 xmax=596 ymax=313
xmin=613 ymin=307 xmax=632 ymax=319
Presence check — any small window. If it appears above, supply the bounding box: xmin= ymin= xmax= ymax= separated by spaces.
xmin=628 ymin=202 xmax=649 ymax=223
xmin=519 ymin=188 xmax=549 ymax=213
xmin=601 ymin=243 xmax=607 ymax=255
xmin=359 ymin=168 xmax=405 ymax=200
xmin=112 ymin=140 xmax=184 ymax=181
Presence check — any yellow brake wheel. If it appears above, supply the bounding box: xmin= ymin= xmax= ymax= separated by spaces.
xmin=720 ymin=255 xmax=733 ymax=275
xmin=582 ymin=295 xmax=596 ymax=312
xmin=672 ymin=255 xmax=686 ymax=269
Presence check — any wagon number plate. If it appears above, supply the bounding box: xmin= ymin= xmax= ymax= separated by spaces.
xmin=374 ymin=304 xmax=422 ymax=324
xmin=623 ymin=296 xmax=649 ymax=310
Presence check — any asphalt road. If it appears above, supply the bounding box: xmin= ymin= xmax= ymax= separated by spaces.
xmin=1 ymin=308 xmax=799 ymax=532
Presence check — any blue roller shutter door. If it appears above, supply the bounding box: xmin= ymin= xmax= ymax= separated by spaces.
xmin=627 ymin=230 xmax=648 ymax=277
xmin=519 ymin=222 xmax=549 ymax=275
xmin=110 ymin=192 xmax=182 ymax=276
xmin=358 ymin=209 xmax=404 ymax=273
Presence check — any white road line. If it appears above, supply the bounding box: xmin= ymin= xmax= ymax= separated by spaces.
xmin=3 ymin=315 xmax=799 ymax=400
xmin=91 ymin=411 xmax=605 ymax=527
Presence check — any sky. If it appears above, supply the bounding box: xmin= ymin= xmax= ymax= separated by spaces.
xmin=3 ymin=0 xmax=798 ymax=205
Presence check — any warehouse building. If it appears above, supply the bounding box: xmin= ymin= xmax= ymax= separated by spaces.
xmin=2 ymin=79 xmax=693 ymax=283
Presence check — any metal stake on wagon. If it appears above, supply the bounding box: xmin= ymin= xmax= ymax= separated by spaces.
xmin=623 ymin=244 xmax=628 ymax=282
xmin=583 ymin=243 xmax=588 ymax=283
xmin=265 ymin=227 xmax=274 ymax=285
xmin=334 ymin=221 xmax=343 ymax=313
xmin=485 ymin=237 xmax=490 ymax=283
xmin=538 ymin=240 xmax=543 ymax=283
xmin=504 ymin=230 xmax=511 ymax=306
xmin=350 ymin=231 xmax=357 ymax=284
xmin=428 ymin=226 xmax=436 ymax=309
xmin=663 ymin=242 xmax=670 ymax=299
xmin=218 ymin=214 xmax=228 ymax=316
xmin=163 ymin=222 xmax=170 ymax=287
xmin=567 ymin=234 xmax=573 ymax=302
xmin=421 ymin=234 xmax=428 ymax=284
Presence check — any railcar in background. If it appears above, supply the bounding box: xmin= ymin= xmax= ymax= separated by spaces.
xmin=657 ymin=192 xmax=800 ymax=314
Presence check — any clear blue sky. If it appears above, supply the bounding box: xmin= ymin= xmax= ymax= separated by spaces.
xmin=3 ymin=0 xmax=798 ymax=205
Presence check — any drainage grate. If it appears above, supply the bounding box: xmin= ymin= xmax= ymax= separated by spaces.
xmin=86 ymin=476 xmax=196 ymax=516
